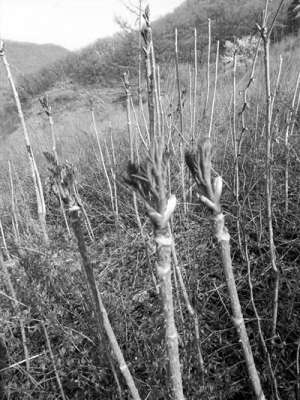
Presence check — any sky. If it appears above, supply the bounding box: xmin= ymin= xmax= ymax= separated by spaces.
xmin=0 ymin=0 xmax=183 ymax=50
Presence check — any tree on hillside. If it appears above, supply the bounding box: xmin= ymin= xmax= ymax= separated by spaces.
xmin=10 ymin=0 xmax=292 ymax=98
xmin=287 ymin=0 xmax=300 ymax=33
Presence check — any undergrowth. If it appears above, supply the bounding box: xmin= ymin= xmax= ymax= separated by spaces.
xmin=0 ymin=13 xmax=300 ymax=400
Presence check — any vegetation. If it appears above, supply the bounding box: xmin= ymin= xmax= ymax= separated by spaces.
xmin=287 ymin=0 xmax=300 ymax=33
xmin=0 ymin=40 xmax=69 ymax=88
xmin=0 ymin=0 xmax=300 ymax=399
xmin=1 ymin=0 xmax=299 ymax=140
xmin=0 ymin=41 xmax=69 ymax=138
xmin=1 ymin=0 xmax=294 ymax=104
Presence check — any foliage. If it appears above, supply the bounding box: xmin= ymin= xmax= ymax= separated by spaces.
xmin=0 ymin=40 xmax=69 ymax=89
xmin=3 ymin=0 xmax=293 ymax=108
xmin=0 ymin=41 xmax=69 ymax=138
xmin=222 ymin=36 xmax=262 ymax=66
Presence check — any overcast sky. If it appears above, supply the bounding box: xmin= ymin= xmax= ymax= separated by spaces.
xmin=0 ymin=0 xmax=183 ymax=50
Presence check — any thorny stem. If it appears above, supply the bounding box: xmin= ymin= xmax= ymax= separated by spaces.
xmin=189 ymin=65 xmax=193 ymax=137
xmin=208 ymin=41 xmax=219 ymax=140
xmin=123 ymin=72 xmax=144 ymax=236
xmin=284 ymin=72 xmax=300 ymax=213
xmin=156 ymin=65 xmax=165 ymax=139
xmin=150 ymin=41 xmax=161 ymax=137
xmin=128 ymin=10 xmax=185 ymax=396
xmin=138 ymin=0 xmax=143 ymax=109
xmin=258 ymin=14 xmax=280 ymax=343
xmin=40 ymin=96 xmax=71 ymax=238
xmin=8 ymin=161 xmax=20 ymax=243
xmin=70 ymin=207 xmax=141 ymax=400
xmin=44 ymin=158 xmax=140 ymax=399
xmin=245 ymin=243 xmax=281 ymax=400
xmin=108 ymin=130 xmax=120 ymax=228
xmin=185 ymin=139 xmax=265 ymax=400
xmin=215 ymin=213 xmax=265 ymax=400
xmin=193 ymin=28 xmax=198 ymax=142
xmin=91 ymin=108 xmax=115 ymax=215
xmin=232 ymin=51 xmax=244 ymax=259
xmin=270 ymin=55 xmax=283 ymax=118
xmin=42 ymin=323 xmax=67 ymax=400
xmin=0 ymin=41 xmax=48 ymax=245
xmin=204 ymin=19 xmax=211 ymax=118
xmin=155 ymin=222 xmax=184 ymax=400
xmin=142 ymin=7 xmax=155 ymax=140
xmin=170 ymin=236 xmax=205 ymax=385
xmin=175 ymin=28 xmax=187 ymax=215
xmin=240 ymin=37 xmax=261 ymax=136
xmin=130 ymin=97 xmax=149 ymax=151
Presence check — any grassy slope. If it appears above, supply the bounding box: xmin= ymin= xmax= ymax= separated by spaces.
xmin=0 ymin=40 xmax=69 ymax=86
xmin=3 ymin=0 xmax=289 ymax=106
xmin=0 ymin=0 xmax=292 ymax=140
xmin=0 ymin=5 xmax=299 ymax=399
xmin=0 ymin=40 xmax=70 ymax=137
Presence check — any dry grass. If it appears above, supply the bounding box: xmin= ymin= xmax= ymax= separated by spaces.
xmin=0 ymin=27 xmax=299 ymax=400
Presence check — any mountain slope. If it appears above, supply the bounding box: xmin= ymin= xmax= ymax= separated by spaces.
xmin=15 ymin=0 xmax=290 ymax=95
xmin=0 ymin=40 xmax=69 ymax=80
xmin=0 ymin=40 xmax=70 ymax=137
xmin=0 ymin=0 xmax=294 ymax=138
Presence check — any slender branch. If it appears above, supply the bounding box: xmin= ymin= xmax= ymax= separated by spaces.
xmin=208 ymin=41 xmax=219 ymax=140
xmin=258 ymin=8 xmax=280 ymax=342
xmin=204 ymin=19 xmax=211 ymax=117
xmin=175 ymin=28 xmax=187 ymax=214
xmin=245 ymin=243 xmax=281 ymax=400
xmin=185 ymin=139 xmax=266 ymax=400
xmin=42 ymin=322 xmax=67 ymax=400
xmin=0 ymin=41 xmax=48 ymax=244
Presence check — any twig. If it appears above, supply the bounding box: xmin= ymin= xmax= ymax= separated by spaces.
xmin=0 ymin=41 xmax=48 ymax=244
xmin=193 ymin=28 xmax=198 ymax=142
xmin=245 ymin=242 xmax=281 ymax=400
xmin=208 ymin=41 xmax=219 ymax=140
xmin=284 ymin=72 xmax=300 ymax=213
xmin=204 ymin=19 xmax=211 ymax=117
xmin=175 ymin=28 xmax=187 ymax=215
xmin=42 ymin=322 xmax=67 ymax=400
xmin=257 ymin=3 xmax=280 ymax=342
xmin=0 ymin=353 xmax=43 ymax=373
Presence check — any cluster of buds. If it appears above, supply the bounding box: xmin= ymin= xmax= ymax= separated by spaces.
xmin=39 ymin=96 xmax=52 ymax=117
xmin=125 ymin=138 xmax=175 ymax=231
xmin=185 ymin=138 xmax=223 ymax=215
xmin=44 ymin=152 xmax=80 ymax=214
xmin=141 ymin=5 xmax=151 ymax=46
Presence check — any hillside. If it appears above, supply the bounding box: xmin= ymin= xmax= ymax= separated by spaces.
xmin=11 ymin=0 xmax=295 ymax=102
xmin=0 ymin=1 xmax=299 ymax=399
xmin=1 ymin=0 xmax=298 ymax=141
xmin=152 ymin=0 xmax=288 ymax=61
xmin=2 ymin=40 xmax=69 ymax=71
xmin=0 ymin=40 xmax=70 ymax=136
xmin=0 ymin=40 xmax=69 ymax=87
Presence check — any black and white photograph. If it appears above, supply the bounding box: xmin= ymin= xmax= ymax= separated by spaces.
xmin=0 ymin=0 xmax=299 ymax=398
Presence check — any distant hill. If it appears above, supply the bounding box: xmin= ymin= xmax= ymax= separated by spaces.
xmin=15 ymin=0 xmax=291 ymax=96
xmin=0 ymin=0 xmax=297 ymax=138
xmin=0 ymin=40 xmax=69 ymax=81
xmin=152 ymin=0 xmax=289 ymax=64
xmin=0 ymin=40 xmax=70 ymax=137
